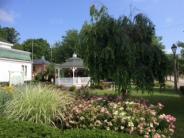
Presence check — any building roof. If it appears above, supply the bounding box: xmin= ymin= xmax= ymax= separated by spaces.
xmin=60 ymin=53 xmax=85 ymax=68
xmin=0 ymin=38 xmax=10 ymax=43
xmin=33 ymin=56 xmax=49 ymax=65
xmin=0 ymin=45 xmax=31 ymax=61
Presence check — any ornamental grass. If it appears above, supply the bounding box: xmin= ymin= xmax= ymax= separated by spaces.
xmin=4 ymin=84 xmax=74 ymax=126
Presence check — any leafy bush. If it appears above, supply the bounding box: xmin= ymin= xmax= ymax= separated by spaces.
xmin=0 ymin=118 xmax=140 ymax=138
xmin=69 ymin=85 xmax=76 ymax=91
xmin=35 ymin=72 xmax=44 ymax=81
xmin=76 ymin=86 xmax=90 ymax=98
xmin=0 ymin=118 xmax=62 ymax=137
xmin=4 ymin=84 xmax=74 ymax=126
xmin=63 ymin=97 xmax=176 ymax=137
xmin=62 ymin=129 xmax=139 ymax=138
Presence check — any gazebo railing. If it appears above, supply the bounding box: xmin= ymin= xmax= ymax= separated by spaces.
xmin=55 ymin=77 xmax=90 ymax=87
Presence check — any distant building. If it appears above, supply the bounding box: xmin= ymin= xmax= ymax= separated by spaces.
xmin=33 ymin=56 xmax=49 ymax=77
xmin=0 ymin=41 xmax=32 ymax=84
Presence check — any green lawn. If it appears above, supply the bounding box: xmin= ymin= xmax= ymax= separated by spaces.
xmin=91 ymin=87 xmax=184 ymax=138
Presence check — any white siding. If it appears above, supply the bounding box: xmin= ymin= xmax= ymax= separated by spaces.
xmin=0 ymin=59 xmax=32 ymax=82
xmin=0 ymin=41 xmax=13 ymax=49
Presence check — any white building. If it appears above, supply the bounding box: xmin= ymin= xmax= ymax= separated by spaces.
xmin=55 ymin=53 xmax=90 ymax=88
xmin=0 ymin=41 xmax=32 ymax=85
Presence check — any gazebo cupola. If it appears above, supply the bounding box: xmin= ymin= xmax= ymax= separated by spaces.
xmin=55 ymin=53 xmax=90 ymax=88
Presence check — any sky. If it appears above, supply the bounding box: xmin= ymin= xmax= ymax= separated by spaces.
xmin=0 ymin=0 xmax=184 ymax=53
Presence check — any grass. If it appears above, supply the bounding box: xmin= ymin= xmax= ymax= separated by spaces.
xmin=91 ymin=86 xmax=184 ymax=138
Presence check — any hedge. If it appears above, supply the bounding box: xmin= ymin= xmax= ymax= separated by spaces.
xmin=62 ymin=129 xmax=140 ymax=138
xmin=0 ymin=118 xmax=140 ymax=138
xmin=0 ymin=118 xmax=62 ymax=138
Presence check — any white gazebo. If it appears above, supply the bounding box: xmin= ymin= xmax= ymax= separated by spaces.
xmin=55 ymin=53 xmax=90 ymax=88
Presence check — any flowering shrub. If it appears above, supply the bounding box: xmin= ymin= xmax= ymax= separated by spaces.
xmin=63 ymin=97 xmax=176 ymax=138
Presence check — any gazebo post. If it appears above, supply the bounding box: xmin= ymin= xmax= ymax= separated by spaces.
xmin=72 ymin=67 xmax=76 ymax=85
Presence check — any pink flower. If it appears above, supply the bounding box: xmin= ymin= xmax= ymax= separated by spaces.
xmin=100 ymin=107 xmax=106 ymax=113
xmin=164 ymin=115 xmax=176 ymax=123
xmin=153 ymin=133 xmax=161 ymax=138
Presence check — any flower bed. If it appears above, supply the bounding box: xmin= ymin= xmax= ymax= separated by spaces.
xmin=63 ymin=96 xmax=176 ymax=138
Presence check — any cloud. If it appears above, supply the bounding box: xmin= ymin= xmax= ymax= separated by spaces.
xmin=0 ymin=9 xmax=14 ymax=23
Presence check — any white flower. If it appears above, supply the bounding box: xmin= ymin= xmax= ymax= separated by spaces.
xmin=106 ymin=127 xmax=110 ymax=131
xmin=120 ymin=111 xmax=126 ymax=117
xmin=120 ymin=126 xmax=124 ymax=130
xmin=150 ymin=123 xmax=153 ymax=128
xmin=113 ymin=111 xmax=118 ymax=115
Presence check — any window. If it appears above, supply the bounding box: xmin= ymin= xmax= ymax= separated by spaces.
xmin=25 ymin=66 xmax=27 ymax=77
xmin=22 ymin=65 xmax=24 ymax=73
xmin=21 ymin=65 xmax=27 ymax=77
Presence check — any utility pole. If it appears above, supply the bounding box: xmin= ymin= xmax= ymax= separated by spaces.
xmin=174 ymin=54 xmax=178 ymax=90
xmin=32 ymin=41 xmax=34 ymax=61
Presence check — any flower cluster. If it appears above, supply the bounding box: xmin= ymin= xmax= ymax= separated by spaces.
xmin=62 ymin=97 xmax=176 ymax=138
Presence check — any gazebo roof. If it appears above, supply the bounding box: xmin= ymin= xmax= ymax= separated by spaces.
xmin=33 ymin=56 xmax=49 ymax=65
xmin=60 ymin=53 xmax=85 ymax=68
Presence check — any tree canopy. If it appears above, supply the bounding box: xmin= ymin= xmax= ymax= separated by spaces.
xmin=52 ymin=30 xmax=79 ymax=63
xmin=22 ymin=38 xmax=50 ymax=60
xmin=0 ymin=26 xmax=20 ymax=44
xmin=79 ymin=5 xmax=168 ymax=94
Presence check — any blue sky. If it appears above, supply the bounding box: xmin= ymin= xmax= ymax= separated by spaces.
xmin=0 ymin=0 xmax=184 ymax=53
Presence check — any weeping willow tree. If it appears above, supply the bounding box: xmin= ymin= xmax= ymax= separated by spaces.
xmin=80 ymin=5 xmax=168 ymax=95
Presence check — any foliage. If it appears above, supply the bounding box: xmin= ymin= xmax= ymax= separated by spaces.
xmin=177 ymin=41 xmax=184 ymax=75
xmin=0 ymin=118 xmax=62 ymax=138
xmin=90 ymin=84 xmax=103 ymax=90
xmin=0 ymin=87 xmax=12 ymax=113
xmin=90 ymin=82 xmax=112 ymax=90
xmin=76 ymin=86 xmax=90 ymax=98
xmin=62 ymin=129 xmax=139 ymax=138
xmin=69 ymin=85 xmax=76 ymax=91
xmin=62 ymin=97 xmax=176 ymax=137
xmin=0 ymin=26 xmax=20 ymax=43
xmin=4 ymin=84 xmax=74 ymax=126
xmin=80 ymin=5 xmax=168 ymax=94
xmin=45 ymin=63 xmax=55 ymax=81
xmin=52 ymin=30 xmax=79 ymax=63
xmin=35 ymin=72 xmax=44 ymax=81
xmin=22 ymin=38 xmax=50 ymax=60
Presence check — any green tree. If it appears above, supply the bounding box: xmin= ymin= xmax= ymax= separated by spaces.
xmin=80 ymin=5 xmax=168 ymax=95
xmin=22 ymin=38 xmax=50 ymax=60
xmin=177 ymin=41 xmax=184 ymax=75
xmin=52 ymin=30 xmax=79 ymax=63
xmin=0 ymin=26 xmax=20 ymax=44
